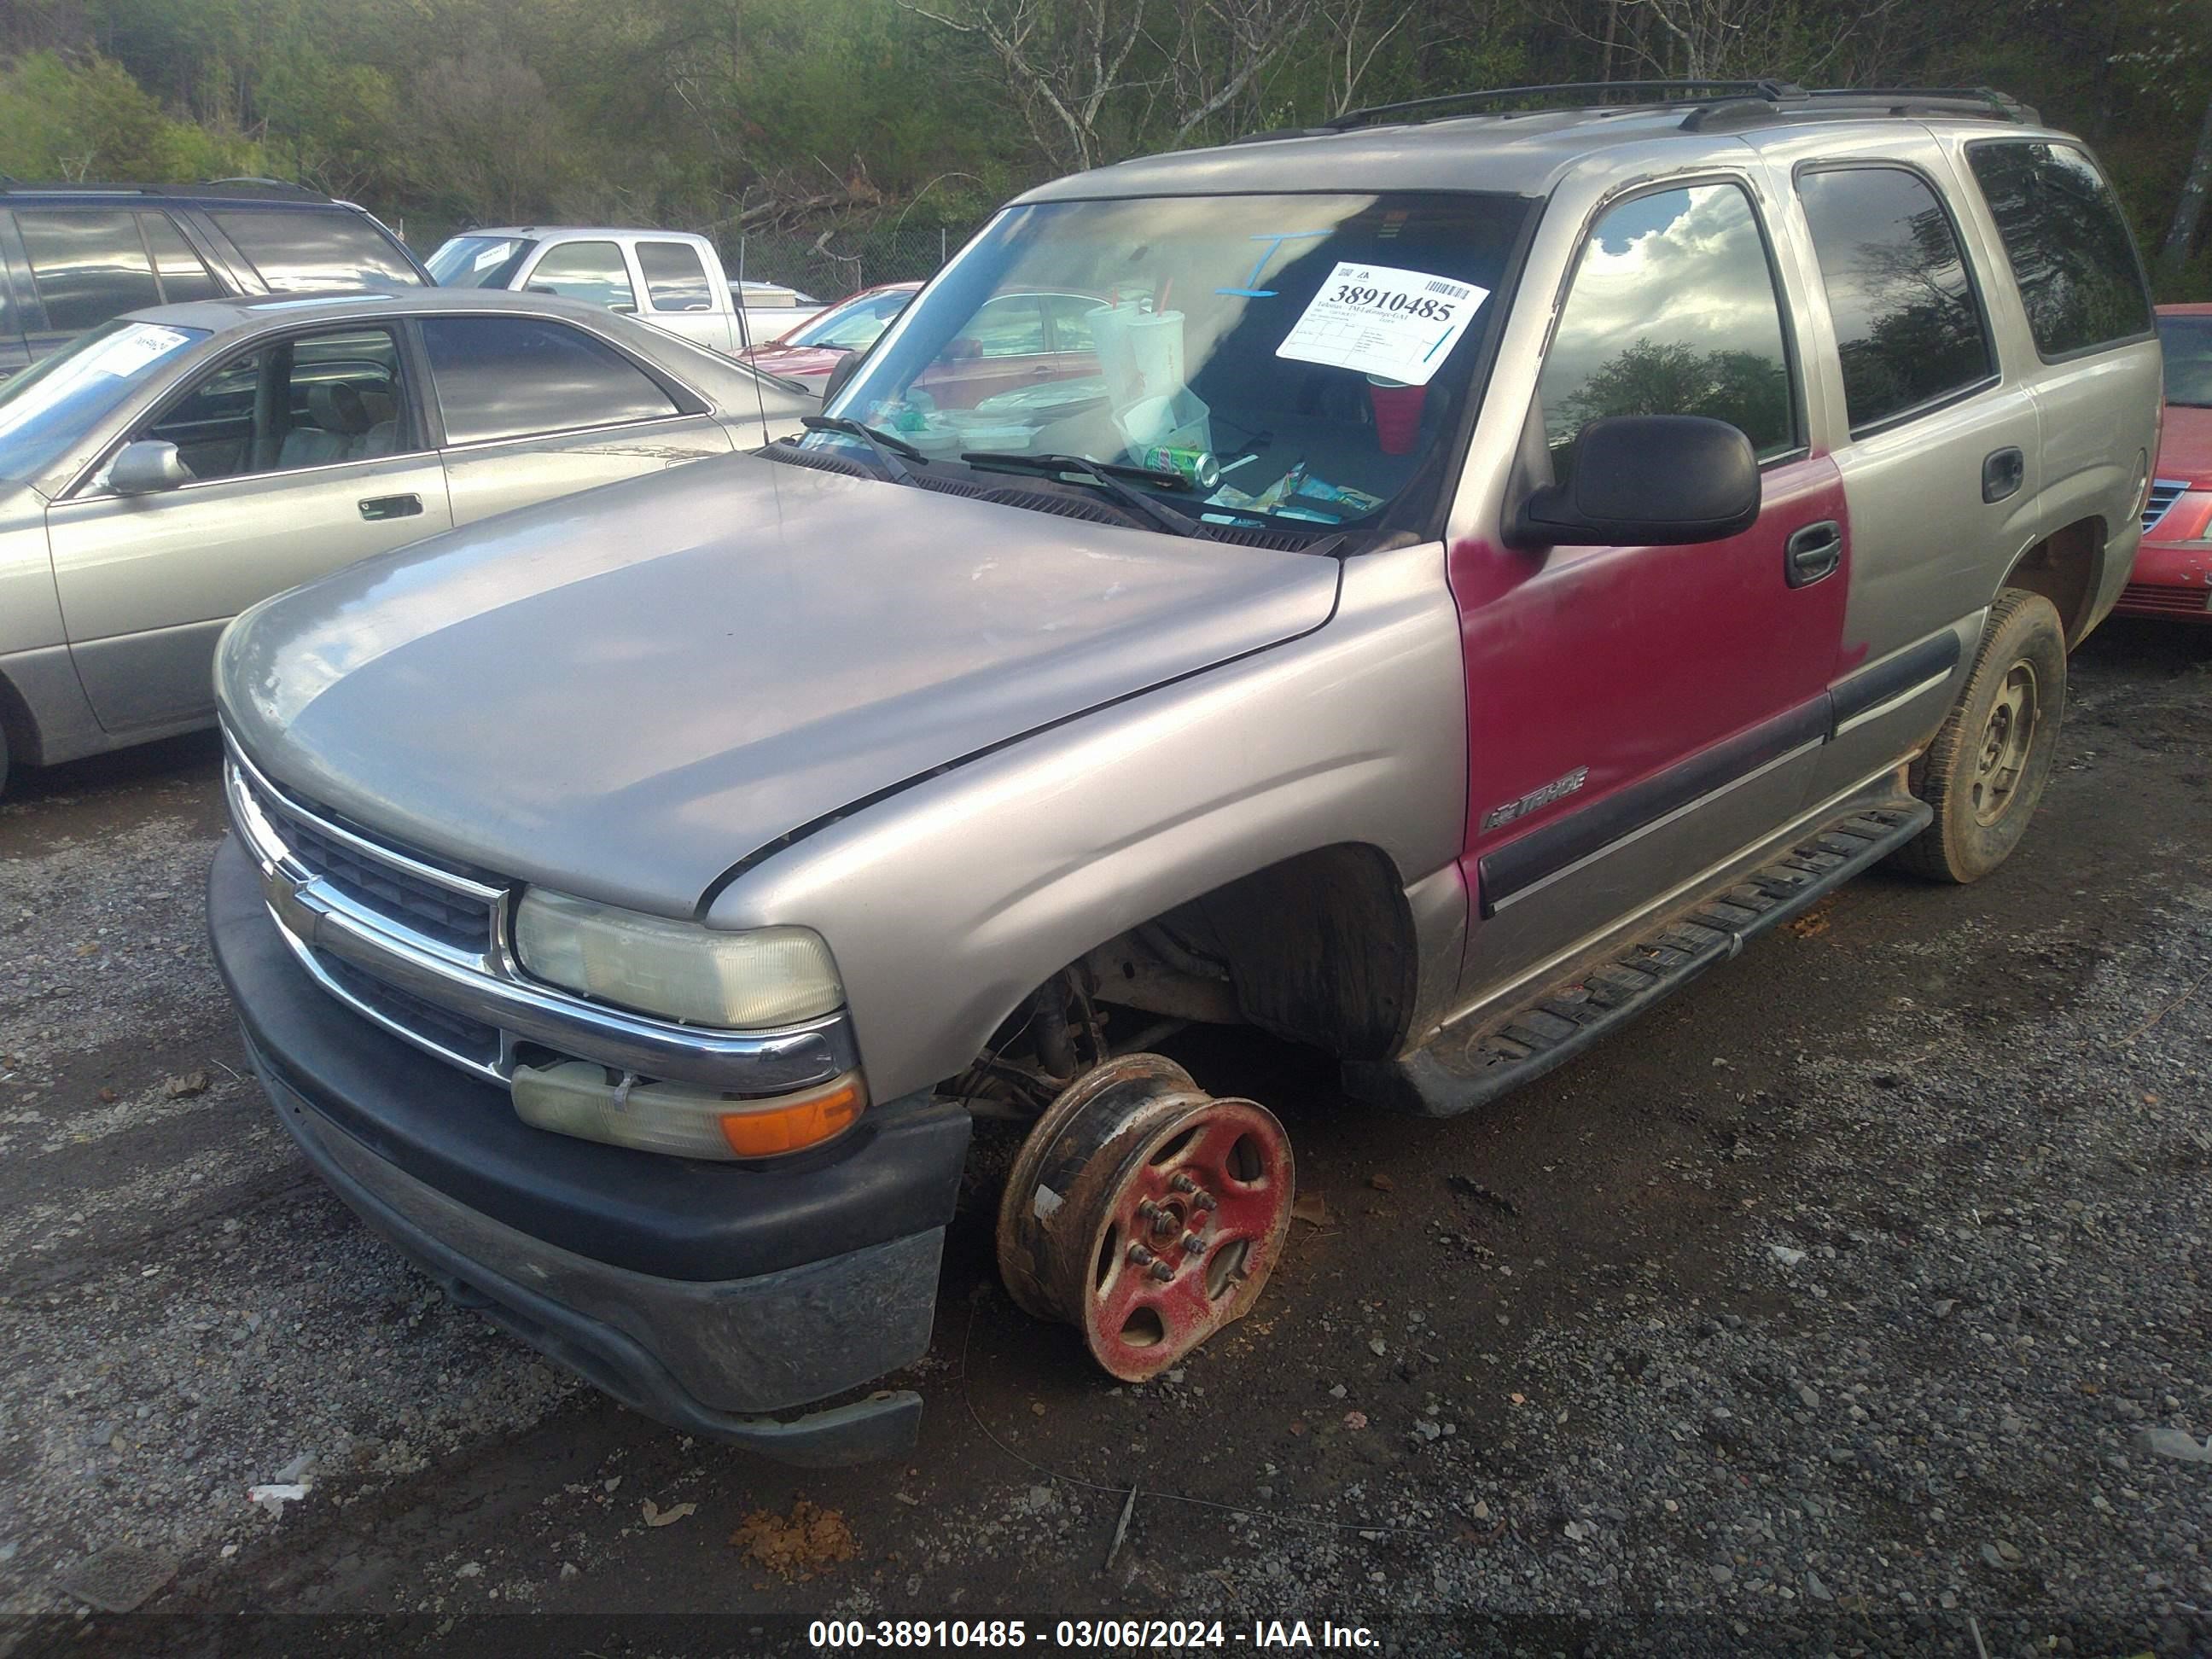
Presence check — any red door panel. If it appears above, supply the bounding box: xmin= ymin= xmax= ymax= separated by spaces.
xmin=1451 ymin=453 xmax=1852 ymax=911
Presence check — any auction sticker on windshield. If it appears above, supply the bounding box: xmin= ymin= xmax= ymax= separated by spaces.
xmin=1274 ymin=262 xmax=1487 ymax=387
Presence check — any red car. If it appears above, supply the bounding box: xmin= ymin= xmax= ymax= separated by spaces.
xmin=740 ymin=282 xmax=920 ymax=385
xmin=740 ymin=280 xmax=1104 ymax=409
xmin=2121 ymin=304 xmax=2212 ymax=623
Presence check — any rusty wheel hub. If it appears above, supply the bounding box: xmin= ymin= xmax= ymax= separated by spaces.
xmin=996 ymin=1053 xmax=1294 ymax=1382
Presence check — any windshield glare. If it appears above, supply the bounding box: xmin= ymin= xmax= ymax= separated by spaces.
xmin=793 ymin=290 xmax=912 ymax=351
xmin=2160 ymin=316 xmax=2212 ymax=408
xmin=0 ymin=319 xmax=208 ymax=488
xmin=428 ymin=236 xmax=535 ymax=288
xmin=819 ymin=191 xmax=1529 ymax=533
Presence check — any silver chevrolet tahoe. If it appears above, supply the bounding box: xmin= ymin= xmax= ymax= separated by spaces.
xmin=209 ymin=83 xmax=2162 ymax=1464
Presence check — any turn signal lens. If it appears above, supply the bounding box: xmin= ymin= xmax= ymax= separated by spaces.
xmin=512 ymin=1062 xmax=866 ymax=1161
xmin=719 ymin=1080 xmax=864 ymax=1157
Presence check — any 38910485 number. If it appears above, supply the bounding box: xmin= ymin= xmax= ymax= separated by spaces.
xmin=1330 ymin=285 xmax=1454 ymax=323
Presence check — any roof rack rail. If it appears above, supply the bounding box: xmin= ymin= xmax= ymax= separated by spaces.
xmin=200 ymin=176 xmax=329 ymax=198
xmin=1326 ymin=79 xmax=1804 ymax=131
xmin=1684 ymin=84 xmax=2034 ymax=131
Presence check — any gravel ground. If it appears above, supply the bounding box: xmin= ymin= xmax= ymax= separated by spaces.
xmin=0 ymin=624 xmax=2206 ymax=1657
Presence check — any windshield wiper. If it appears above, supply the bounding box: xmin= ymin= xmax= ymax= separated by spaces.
xmin=800 ymin=414 xmax=925 ymax=482
xmin=962 ymin=451 xmax=1208 ymax=539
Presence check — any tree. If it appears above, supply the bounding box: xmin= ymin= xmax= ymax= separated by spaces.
xmin=408 ymin=44 xmax=572 ymax=223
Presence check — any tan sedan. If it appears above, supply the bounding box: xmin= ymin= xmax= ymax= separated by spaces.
xmin=0 ymin=288 xmax=813 ymax=792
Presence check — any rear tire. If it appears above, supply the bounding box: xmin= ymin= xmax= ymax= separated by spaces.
xmin=1896 ymin=590 xmax=2066 ymax=883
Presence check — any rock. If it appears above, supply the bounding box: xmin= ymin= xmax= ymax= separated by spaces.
xmin=1981 ymin=1542 xmax=2023 ymax=1571
xmin=559 ymin=1563 xmax=579 ymax=1580
xmin=1932 ymin=1299 xmax=1957 ymax=1318
xmin=1767 ymin=1244 xmax=1807 ymax=1267
xmin=1804 ymin=1569 xmax=1832 ymax=1602
xmin=1412 ymin=1419 xmax=1441 ymax=1442
xmin=1710 ymin=1564 xmax=1733 ymax=1583
xmin=1796 ymin=1384 xmax=1821 ymax=1411
xmin=61 ymin=1545 xmax=177 ymax=1613
xmin=457 ymin=1562 xmax=483 ymax=1578
xmin=1329 ymin=1383 xmax=1348 ymax=1400
xmin=1471 ymin=1500 xmax=1490 ymax=1522
xmin=2134 ymin=1427 xmax=2212 ymax=1464
xmin=1369 ymin=1338 xmax=1388 ymax=1357
xmin=1563 ymin=1520 xmax=1588 ymax=1541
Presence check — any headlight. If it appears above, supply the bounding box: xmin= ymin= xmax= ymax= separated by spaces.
xmin=513 ymin=888 xmax=842 ymax=1027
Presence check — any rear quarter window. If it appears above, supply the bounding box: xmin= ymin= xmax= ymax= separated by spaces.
xmin=1965 ymin=141 xmax=2152 ymax=359
xmin=209 ymin=208 xmax=424 ymax=294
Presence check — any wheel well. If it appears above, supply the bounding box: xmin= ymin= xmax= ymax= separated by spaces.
xmin=2002 ymin=519 xmax=2103 ymax=649
xmin=1080 ymin=843 xmax=1418 ymax=1063
xmin=0 ymin=669 xmax=38 ymax=771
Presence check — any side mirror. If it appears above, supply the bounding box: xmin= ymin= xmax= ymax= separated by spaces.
xmin=1509 ymin=415 xmax=1760 ymax=548
xmin=821 ymin=348 xmax=864 ymax=403
xmin=108 ymin=439 xmax=194 ymax=496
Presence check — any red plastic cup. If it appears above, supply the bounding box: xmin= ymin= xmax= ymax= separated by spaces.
xmin=1367 ymin=375 xmax=1426 ymax=455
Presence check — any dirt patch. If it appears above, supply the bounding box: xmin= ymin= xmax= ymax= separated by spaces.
xmin=729 ymin=1501 xmax=858 ymax=1582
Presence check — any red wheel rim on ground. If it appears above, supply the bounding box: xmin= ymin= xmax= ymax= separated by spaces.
xmin=995 ymin=1054 xmax=1295 ymax=1382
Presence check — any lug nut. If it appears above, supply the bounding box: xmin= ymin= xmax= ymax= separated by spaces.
xmin=1126 ymin=1243 xmax=1155 ymax=1266
xmin=1136 ymin=1199 xmax=1159 ymax=1220
xmin=1169 ymin=1173 xmax=1197 ymax=1193
xmin=1150 ymin=1209 xmax=1179 ymax=1237
xmin=1180 ymin=1232 xmax=1207 ymax=1255
xmin=1192 ymin=1191 xmax=1217 ymax=1212
xmin=1149 ymin=1261 xmax=1174 ymax=1282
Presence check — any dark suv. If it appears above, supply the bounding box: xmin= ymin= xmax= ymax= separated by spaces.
xmin=0 ymin=180 xmax=428 ymax=378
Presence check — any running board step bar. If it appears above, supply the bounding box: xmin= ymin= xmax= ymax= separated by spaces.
xmin=1343 ymin=797 xmax=1933 ymax=1117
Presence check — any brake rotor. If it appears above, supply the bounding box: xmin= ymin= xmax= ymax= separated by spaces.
xmin=996 ymin=1052 xmax=1295 ymax=1382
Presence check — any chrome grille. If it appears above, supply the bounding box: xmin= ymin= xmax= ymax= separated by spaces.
xmin=2143 ymin=478 xmax=2188 ymax=533
xmin=323 ymin=955 xmax=504 ymax=1069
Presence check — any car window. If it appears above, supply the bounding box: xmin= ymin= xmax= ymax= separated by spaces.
xmin=139 ymin=326 xmax=411 ymax=484
xmin=1966 ymin=141 xmax=2153 ymax=358
xmin=1045 ymin=293 xmax=1101 ymax=351
xmin=138 ymin=213 xmax=225 ymax=306
xmin=420 ymin=315 xmax=680 ymax=444
xmin=637 ymin=242 xmax=713 ymax=313
xmin=2158 ymin=315 xmax=2212 ymax=408
xmin=207 ymin=208 xmax=423 ymax=293
xmin=0 ymin=319 xmax=207 ymax=486
xmin=1798 ymin=167 xmax=1994 ymax=434
xmin=963 ymin=294 xmax=1046 ymax=358
xmin=524 ymin=242 xmax=637 ymax=311
xmin=798 ymin=292 xmax=910 ymax=351
xmin=1539 ymin=182 xmax=1796 ymax=477
xmin=17 ymin=210 xmax=161 ymax=335
xmin=427 ymin=236 xmax=535 ymax=288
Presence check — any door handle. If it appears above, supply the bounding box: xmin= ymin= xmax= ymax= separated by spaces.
xmin=1982 ymin=446 xmax=2024 ymax=504
xmin=1784 ymin=520 xmax=1842 ymax=589
xmin=358 ymin=494 xmax=422 ymax=521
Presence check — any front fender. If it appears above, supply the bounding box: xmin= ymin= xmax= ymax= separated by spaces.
xmin=706 ymin=541 xmax=1471 ymax=1102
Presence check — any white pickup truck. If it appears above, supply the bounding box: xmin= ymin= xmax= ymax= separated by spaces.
xmin=426 ymin=227 xmax=822 ymax=353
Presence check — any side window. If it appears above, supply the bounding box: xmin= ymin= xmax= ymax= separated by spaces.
xmin=420 ymin=316 xmax=681 ymax=444
xmin=636 ymin=242 xmax=713 ymax=312
xmin=207 ymin=208 xmax=422 ymax=293
xmin=138 ymin=214 xmax=224 ymax=305
xmin=967 ymin=294 xmax=1046 ymax=357
xmin=141 ymin=326 xmax=410 ymax=484
xmin=1798 ymin=167 xmax=1994 ymax=433
xmin=1967 ymin=142 xmax=2153 ymax=358
xmin=18 ymin=211 xmax=160 ymax=334
xmin=1045 ymin=294 xmax=1100 ymax=352
xmin=1538 ymin=183 xmax=1796 ymax=476
xmin=525 ymin=242 xmax=637 ymax=311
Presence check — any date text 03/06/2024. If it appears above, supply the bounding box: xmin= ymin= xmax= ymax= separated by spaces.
xmin=806 ymin=1620 xmax=1380 ymax=1649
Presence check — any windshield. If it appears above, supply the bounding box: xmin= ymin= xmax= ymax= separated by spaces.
xmin=2160 ymin=315 xmax=2212 ymax=408
xmin=0 ymin=319 xmax=207 ymax=487
xmin=427 ymin=236 xmax=536 ymax=288
xmin=817 ymin=191 xmax=1530 ymax=534
xmin=789 ymin=289 xmax=913 ymax=351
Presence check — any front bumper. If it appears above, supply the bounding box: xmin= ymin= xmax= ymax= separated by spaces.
xmin=2115 ymin=539 xmax=2212 ymax=623
xmin=210 ymin=835 xmax=973 ymax=1464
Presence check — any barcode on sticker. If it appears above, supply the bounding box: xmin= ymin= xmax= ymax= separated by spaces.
xmin=1426 ymin=279 xmax=1471 ymax=300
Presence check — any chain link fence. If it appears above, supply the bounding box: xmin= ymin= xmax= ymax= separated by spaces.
xmin=723 ymin=223 xmax=981 ymax=303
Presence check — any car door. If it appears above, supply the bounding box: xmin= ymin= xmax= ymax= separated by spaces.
xmin=44 ymin=322 xmax=452 ymax=731
xmin=1775 ymin=144 xmax=2043 ymax=797
xmin=633 ymin=240 xmax=734 ymax=353
xmin=1454 ymin=178 xmax=1851 ymax=990
xmin=418 ymin=312 xmax=736 ymax=527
